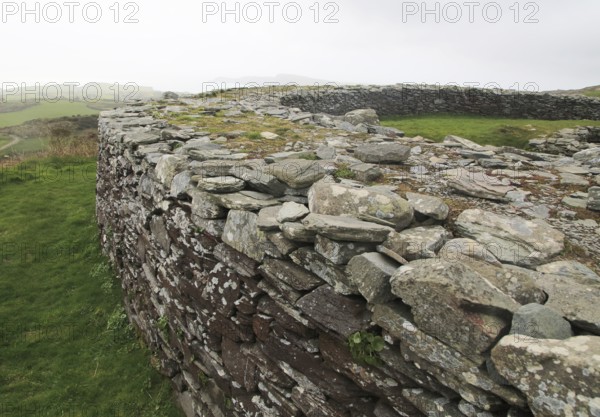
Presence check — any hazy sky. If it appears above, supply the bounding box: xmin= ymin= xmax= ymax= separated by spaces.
xmin=2 ymin=0 xmax=599 ymax=93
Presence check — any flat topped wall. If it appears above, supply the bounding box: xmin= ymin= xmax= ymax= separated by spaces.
xmin=96 ymin=99 xmax=600 ymax=417
xmin=280 ymin=84 xmax=600 ymax=120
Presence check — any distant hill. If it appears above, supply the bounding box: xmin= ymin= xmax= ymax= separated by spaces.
xmin=546 ymin=85 xmax=600 ymax=99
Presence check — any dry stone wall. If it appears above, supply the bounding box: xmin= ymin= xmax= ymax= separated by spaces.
xmin=97 ymin=94 xmax=600 ymax=417
xmin=280 ymin=85 xmax=600 ymax=120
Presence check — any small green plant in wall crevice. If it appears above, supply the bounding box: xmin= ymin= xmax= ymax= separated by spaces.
xmin=223 ymin=396 xmax=234 ymax=410
xmin=348 ymin=331 xmax=385 ymax=366
xmin=157 ymin=315 xmax=169 ymax=338
xmin=334 ymin=163 xmax=356 ymax=180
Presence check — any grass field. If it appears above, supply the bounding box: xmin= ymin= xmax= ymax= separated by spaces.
xmin=0 ymin=137 xmax=50 ymax=157
xmin=380 ymin=114 xmax=600 ymax=148
xmin=0 ymin=101 xmax=100 ymax=128
xmin=583 ymin=90 xmax=600 ymax=99
xmin=0 ymin=136 xmax=10 ymax=148
xmin=0 ymin=157 xmax=183 ymax=417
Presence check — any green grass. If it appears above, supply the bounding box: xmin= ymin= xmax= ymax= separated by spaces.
xmin=0 ymin=157 xmax=183 ymax=417
xmin=0 ymin=101 xmax=100 ymax=128
xmin=380 ymin=114 xmax=600 ymax=148
xmin=583 ymin=90 xmax=600 ymax=99
xmin=0 ymin=137 xmax=50 ymax=157
xmin=0 ymin=136 xmax=10 ymax=148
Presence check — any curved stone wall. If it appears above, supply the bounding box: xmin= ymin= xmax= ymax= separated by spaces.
xmin=96 ymin=97 xmax=600 ymax=417
xmin=280 ymin=85 xmax=600 ymax=120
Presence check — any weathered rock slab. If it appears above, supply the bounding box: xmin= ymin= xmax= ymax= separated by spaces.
xmin=302 ymin=213 xmax=393 ymax=243
xmin=296 ymin=285 xmax=371 ymax=338
xmin=155 ymin=154 xmax=188 ymax=186
xmin=509 ymin=303 xmax=573 ymax=340
xmin=536 ymin=260 xmax=600 ymax=282
xmin=208 ymin=192 xmax=280 ymax=211
xmin=354 ymin=143 xmax=411 ymax=164
xmin=391 ymin=259 xmax=520 ymax=358
xmin=589 ymin=186 xmax=600 ymax=211
xmin=455 ymin=209 xmax=565 ymax=267
xmin=259 ymin=259 xmax=323 ymax=292
xmin=446 ymin=169 xmax=514 ymax=201
xmin=492 ymin=336 xmax=600 ymax=417
xmin=308 ymin=181 xmax=413 ymax=230
xmin=268 ymin=159 xmax=327 ymax=189
xmin=194 ymin=176 xmax=245 ymax=193
xmin=314 ymin=235 xmax=374 ymax=265
xmin=276 ymin=201 xmax=310 ymax=223
xmin=405 ymin=192 xmax=450 ymax=221
xmin=347 ymin=252 xmax=399 ymax=304
xmin=222 ymin=210 xmax=276 ymax=262
xmin=344 ymin=108 xmax=379 ymax=125
xmin=382 ymin=226 xmax=452 ymax=261
xmin=439 ymin=238 xmax=501 ymax=266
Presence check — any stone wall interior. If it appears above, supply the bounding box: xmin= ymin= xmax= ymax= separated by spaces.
xmin=280 ymin=84 xmax=600 ymax=120
xmin=97 ymin=87 xmax=600 ymax=417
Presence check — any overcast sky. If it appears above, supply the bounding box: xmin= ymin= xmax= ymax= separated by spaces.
xmin=2 ymin=0 xmax=599 ymax=93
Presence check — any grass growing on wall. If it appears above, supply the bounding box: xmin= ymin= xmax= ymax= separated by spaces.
xmin=380 ymin=114 xmax=600 ymax=148
xmin=0 ymin=157 xmax=183 ymax=417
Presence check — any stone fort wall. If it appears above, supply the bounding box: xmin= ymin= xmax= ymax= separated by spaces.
xmin=280 ymin=84 xmax=600 ymax=120
xmin=96 ymin=93 xmax=600 ymax=417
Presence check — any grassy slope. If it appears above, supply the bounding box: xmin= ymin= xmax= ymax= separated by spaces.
xmin=380 ymin=114 xmax=600 ymax=148
xmin=0 ymin=100 xmax=105 ymax=156
xmin=0 ymin=101 xmax=99 ymax=128
xmin=583 ymin=90 xmax=600 ymax=98
xmin=1 ymin=138 xmax=50 ymax=157
xmin=0 ymin=158 xmax=183 ymax=417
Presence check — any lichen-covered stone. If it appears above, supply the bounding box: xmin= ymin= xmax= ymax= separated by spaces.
xmin=536 ymin=260 xmax=600 ymax=282
xmin=289 ymin=247 xmax=356 ymax=295
xmin=302 ymin=213 xmax=393 ymax=243
xmin=267 ymin=159 xmax=327 ymax=189
xmin=588 ymin=186 xmax=600 ymax=211
xmin=402 ymin=388 xmax=463 ymax=417
xmin=314 ymin=235 xmax=374 ymax=265
xmin=405 ymin=192 xmax=449 ymax=221
xmin=455 ymin=209 xmax=565 ymax=267
xmin=222 ymin=210 xmax=276 ymax=262
xmin=280 ymin=222 xmax=317 ymax=243
xmin=382 ymin=226 xmax=452 ymax=261
xmin=446 ymin=169 xmax=514 ymax=202
xmin=354 ymin=143 xmax=411 ymax=164
xmin=207 ymin=191 xmax=280 ymax=211
xmin=308 ymin=182 xmax=414 ymax=230
xmin=347 ymin=252 xmax=399 ymax=304
xmin=491 ymin=336 xmax=600 ymax=417
xmin=194 ymin=176 xmax=245 ymax=193
xmin=276 ymin=201 xmax=310 ymax=223
xmin=461 ymin=259 xmax=546 ymax=306
xmin=296 ymin=285 xmax=371 ymax=338
xmin=256 ymin=205 xmax=282 ymax=231
xmin=259 ymin=259 xmax=323 ymax=292
xmin=189 ymin=189 xmax=227 ymax=219
xmin=344 ymin=108 xmax=379 ymax=125
xmin=439 ymin=238 xmax=501 ymax=266
xmin=509 ymin=303 xmax=573 ymax=340
xmin=524 ymin=268 xmax=600 ymax=334
xmin=155 ymin=154 xmax=188 ymax=186
xmin=391 ymin=259 xmax=520 ymax=358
